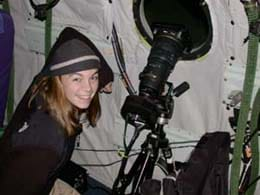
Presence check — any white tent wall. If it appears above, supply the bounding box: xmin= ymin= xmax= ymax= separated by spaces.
xmin=6 ymin=0 xmax=259 ymax=192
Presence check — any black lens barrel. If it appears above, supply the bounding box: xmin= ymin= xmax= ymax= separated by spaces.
xmin=139 ymin=26 xmax=188 ymax=97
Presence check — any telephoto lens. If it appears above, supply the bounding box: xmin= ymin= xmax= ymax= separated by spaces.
xmin=139 ymin=24 xmax=190 ymax=98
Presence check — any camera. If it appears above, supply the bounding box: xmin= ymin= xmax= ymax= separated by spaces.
xmin=113 ymin=24 xmax=191 ymax=195
xmin=121 ymin=24 xmax=191 ymax=129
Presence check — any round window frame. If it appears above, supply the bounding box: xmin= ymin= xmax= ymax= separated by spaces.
xmin=133 ymin=0 xmax=213 ymax=60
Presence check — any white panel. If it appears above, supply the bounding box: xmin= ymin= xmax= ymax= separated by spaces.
xmin=24 ymin=25 xmax=45 ymax=54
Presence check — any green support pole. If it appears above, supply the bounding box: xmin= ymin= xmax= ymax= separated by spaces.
xmin=246 ymin=89 xmax=260 ymax=195
xmin=45 ymin=0 xmax=53 ymax=56
xmin=2 ymin=0 xmax=10 ymax=12
xmin=230 ymin=2 xmax=259 ymax=195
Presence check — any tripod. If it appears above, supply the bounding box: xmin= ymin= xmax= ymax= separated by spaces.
xmin=112 ymin=115 xmax=175 ymax=195
xmin=112 ymin=82 xmax=189 ymax=195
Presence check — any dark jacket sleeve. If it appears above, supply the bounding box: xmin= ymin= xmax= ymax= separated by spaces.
xmin=0 ymin=146 xmax=60 ymax=195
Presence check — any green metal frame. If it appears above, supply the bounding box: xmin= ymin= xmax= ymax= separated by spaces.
xmin=230 ymin=2 xmax=259 ymax=195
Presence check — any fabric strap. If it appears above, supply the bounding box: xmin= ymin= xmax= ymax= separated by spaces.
xmin=230 ymin=2 xmax=259 ymax=195
xmin=246 ymin=89 xmax=260 ymax=195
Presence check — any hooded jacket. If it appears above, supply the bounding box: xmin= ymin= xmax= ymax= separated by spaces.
xmin=0 ymin=27 xmax=114 ymax=195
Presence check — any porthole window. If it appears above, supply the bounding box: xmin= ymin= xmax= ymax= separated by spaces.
xmin=133 ymin=0 xmax=213 ymax=60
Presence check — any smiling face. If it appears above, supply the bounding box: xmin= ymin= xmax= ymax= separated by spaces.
xmin=60 ymin=68 xmax=99 ymax=109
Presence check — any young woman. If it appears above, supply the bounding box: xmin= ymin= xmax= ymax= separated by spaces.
xmin=0 ymin=27 xmax=113 ymax=195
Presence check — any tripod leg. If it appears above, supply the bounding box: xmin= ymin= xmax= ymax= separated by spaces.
xmin=112 ymin=148 xmax=152 ymax=195
xmin=131 ymin=150 xmax=155 ymax=194
xmin=113 ymin=142 xmax=159 ymax=195
xmin=160 ymin=137 xmax=176 ymax=177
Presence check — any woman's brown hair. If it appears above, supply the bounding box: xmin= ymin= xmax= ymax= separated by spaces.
xmin=29 ymin=76 xmax=101 ymax=136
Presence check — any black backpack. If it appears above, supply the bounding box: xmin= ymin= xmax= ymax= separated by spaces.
xmin=141 ymin=131 xmax=230 ymax=195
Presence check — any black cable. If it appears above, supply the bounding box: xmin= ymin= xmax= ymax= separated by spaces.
xmin=76 ymin=145 xmax=196 ymax=168
xmin=111 ymin=24 xmax=137 ymax=95
xmin=123 ymin=115 xmax=129 ymax=150
xmin=79 ymin=152 xmax=140 ymax=167
xmin=74 ymin=141 xmax=197 ymax=153
xmin=113 ymin=120 xmax=143 ymax=184
xmin=74 ymin=148 xmax=141 ymax=152
xmin=171 ymin=145 xmax=196 ymax=149
xmin=79 ymin=159 xmax=121 ymax=167
xmin=111 ymin=24 xmax=126 ymax=70
xmin=169 ymin=140 xmax=199 ymax=145
xmin=245 ymin=175 xmax=260 ymax=192
xmin=75 ymin=144 xmax=196 ymax=153
xmin=74 ymin=148 xmax=118 ymax=152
